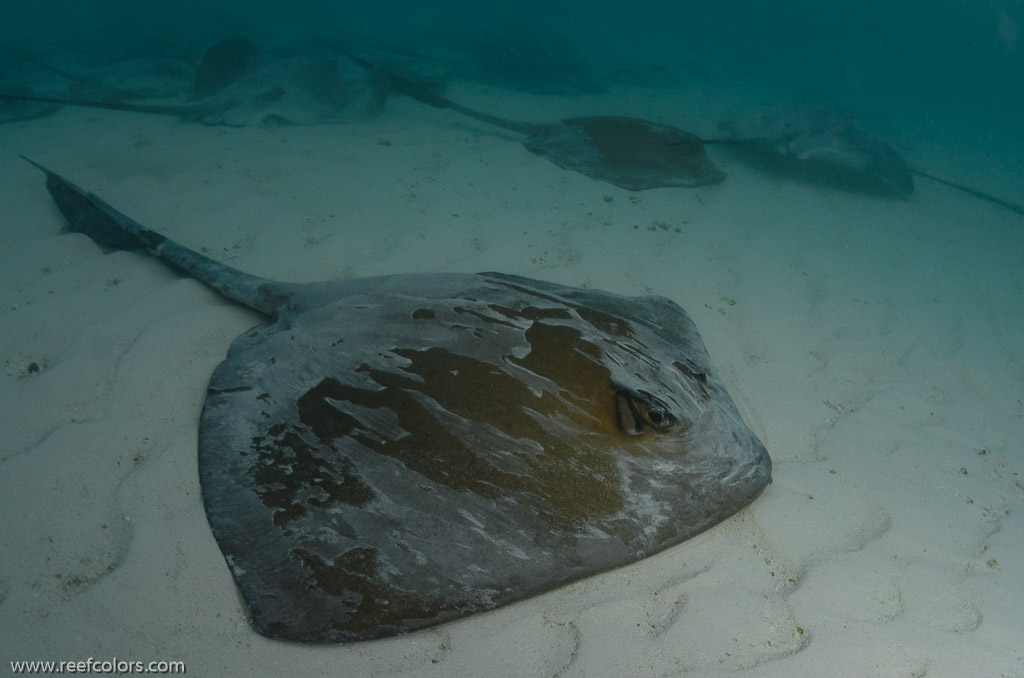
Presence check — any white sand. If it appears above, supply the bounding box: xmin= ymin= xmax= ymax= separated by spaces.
xmin=1 ymin=84 xmax=1022 ymax=677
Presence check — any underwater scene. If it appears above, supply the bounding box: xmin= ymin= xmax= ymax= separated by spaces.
xmin=1 ymin=1 xmax=1022 ymax=675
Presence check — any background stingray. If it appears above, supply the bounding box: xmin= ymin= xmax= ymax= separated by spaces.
xmin=719 ymin=110 xmax=914 ymax=197
xmin=0 ymin=83 xmax=59 ymax=124
xmin=346 ymin=53 xmax=726 ymax=191
xmin=0 ymin=40 xmax=196 ymax=108
xmin=720 ymin=109 xmax=1024 ymax=215
xmin=0 ymin=38 xmax=387 ymax=127
xmin=26 ymin=157 xmax=771 ymax=643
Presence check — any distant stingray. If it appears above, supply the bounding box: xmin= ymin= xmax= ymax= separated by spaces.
xmin=345 ymin=53 xmax=727 ymax=191
xmin=0 ymin=83 xmax=59 ymax=124
xmin=0 ymin=38 xmax=387 ymax=127
xmin=353 ymin=52 xmax=1022 ymax=209
xmin=25 ymin=157 xmax=770 ymax=643
xmin=720 ymin=109 xmax=1024 ymax=216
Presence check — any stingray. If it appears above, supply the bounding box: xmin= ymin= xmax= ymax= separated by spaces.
xmin=720 ymin=109 xmax=1024 ymax=215
xmin=719 ymin=109 xmax=915 ymax=197
xmin=345 ymin=53 xmax=726 ymax=191
xmin=0 ymin=83 xmax=59 ymax=124
xmin=0 ymin=39 xmax=386 ymax=127
xmin=24 ymin=157 xmax=771 ymax=643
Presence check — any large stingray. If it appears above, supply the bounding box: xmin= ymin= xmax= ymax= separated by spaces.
xmin=345 ymin=54 xmax=726 ymax=191
xmin=0 ymin=39 xmax=386 ymax=127
xmin=720 ymin=109 xmax=1024 ymax=215
xmin=25 ymin=157 xmax=771 ymax=643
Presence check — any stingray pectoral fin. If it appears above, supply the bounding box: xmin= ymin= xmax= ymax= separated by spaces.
xmin=23 ymin=157 xmax=290 ymax=316
xmin=343 ymin=52 xmax=541 ymax=135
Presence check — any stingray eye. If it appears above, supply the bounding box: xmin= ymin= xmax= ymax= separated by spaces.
xmin=614 ymin=389 xmax=678 ymax=436
xmin=643 ymin=406 xmax=670 ymax=427
xmin=634 ymin=390 xmax=678 ymax=432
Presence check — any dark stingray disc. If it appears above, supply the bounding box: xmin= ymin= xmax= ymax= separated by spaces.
xmin=28 ymin=158 xmax=770 ymax=643
xmin=523 ymin=116 xmax=725 ymax=190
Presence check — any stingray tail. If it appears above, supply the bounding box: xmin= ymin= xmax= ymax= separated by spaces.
xmin=23 ymin=157 xmax=287 ymax=316
xmin=912 ymin=169 xmax=1024 ymax=217
xmin=0 ymin=91 xmax=186 ymax=118
xmin=342 ymin=52 xmax=541 ymax=135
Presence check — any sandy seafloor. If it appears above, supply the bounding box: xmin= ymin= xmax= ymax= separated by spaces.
xmin=0 ymin=77 xmax=1022 ymax=678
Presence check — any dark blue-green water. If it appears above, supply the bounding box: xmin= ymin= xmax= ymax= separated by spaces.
xmin=4 ymin=1 xmax=1022 ymax=130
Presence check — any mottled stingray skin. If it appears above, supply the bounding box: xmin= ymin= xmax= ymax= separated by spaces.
xmin=28 ymin=158 xmax=770 ymax=643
